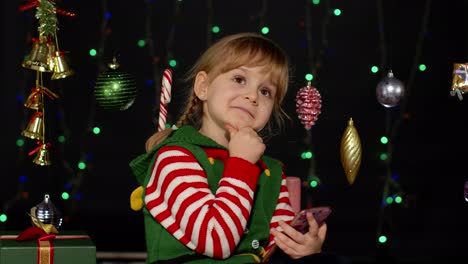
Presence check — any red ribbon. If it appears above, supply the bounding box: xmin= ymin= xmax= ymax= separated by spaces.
xmin=29 ymin=111 xmax=43 ymax=120
xmin=31 ymin=87 xmax=59 ymax=100
xmin=28 ymin=142 xmax=50 ymax=156
xmin=18 ymin=1 xmax=39 ymax=12
xmin=15 ymin=226 xmax=53 ymax=241
xmin=18 ymin=0 xmax=77 ymax=17
xmin=56 ymin=9 xmax=77 ymax=17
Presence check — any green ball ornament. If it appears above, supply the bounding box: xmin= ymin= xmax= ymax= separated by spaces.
xmin=94 ymin=58 xmax=137 ymax=111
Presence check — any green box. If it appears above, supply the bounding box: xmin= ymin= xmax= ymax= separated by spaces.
xmin=0 ymin=230 xmax=96 ymax=264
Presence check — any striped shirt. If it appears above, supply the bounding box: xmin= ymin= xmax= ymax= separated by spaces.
xmin=144 ymin=145 xmax=295 ymax=259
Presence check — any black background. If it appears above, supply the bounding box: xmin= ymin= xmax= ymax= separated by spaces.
xmin=1 ymin=0 xmax=468 ymax=263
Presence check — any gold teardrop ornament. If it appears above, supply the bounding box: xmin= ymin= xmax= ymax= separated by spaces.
xmin=340 ymin=118 xmax=362 ymax=185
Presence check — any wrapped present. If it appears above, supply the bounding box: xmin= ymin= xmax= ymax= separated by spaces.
xmin=0 ymin=230 xmax=96 ymax=264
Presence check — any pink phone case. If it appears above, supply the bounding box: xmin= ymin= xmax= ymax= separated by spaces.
xmin=261 ymin=206 xmax=332 ymax=263
xmin=290 ymin=206 xmax=332 ymax=234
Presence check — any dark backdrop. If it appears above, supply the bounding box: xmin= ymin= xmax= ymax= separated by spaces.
xmin=1 ymin=1 xmax=467 ymax=263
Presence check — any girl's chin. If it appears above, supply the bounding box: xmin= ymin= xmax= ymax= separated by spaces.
xmin=228 ymin=114 xmax=255 ymax=128
xmin=229 ymin=120 xmax=254 ymax=130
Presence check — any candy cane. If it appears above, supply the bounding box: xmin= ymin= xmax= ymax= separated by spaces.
xmin=158 ymin=69 xmax=173 ymax=131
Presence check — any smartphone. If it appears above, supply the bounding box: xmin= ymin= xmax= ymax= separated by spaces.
xmin=261 ymin=206 xmax=332 ymax=263
xmin=289 ymin=206 xmax=332 ymax=234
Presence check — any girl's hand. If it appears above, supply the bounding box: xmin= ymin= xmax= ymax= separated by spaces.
xmin=271 ymin=212 xmax=327 ymax=259
xmin=225 ymin=123 xmax=265 ymax=164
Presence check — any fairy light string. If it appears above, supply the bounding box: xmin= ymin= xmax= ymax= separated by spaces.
xmin=258 ymin=0 xmax=268 ymax=33
xmin=375 ymin=0 xmax=432 ymax=249
xmin=144 ymin=0 xmax=161 ymax=107
xmin=143 ymin=0 xmax=162 ymax=127
xmin=206 ymin=0 xmax=214 ymax=46
xmin=301 ymin=0 xmax=331 ymax=195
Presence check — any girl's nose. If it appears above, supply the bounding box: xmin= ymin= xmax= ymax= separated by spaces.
xmin=244 ymin=90 xmax=258 ymax=105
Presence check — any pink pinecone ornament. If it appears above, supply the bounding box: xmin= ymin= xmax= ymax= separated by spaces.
xmin=295 ymin=82 xmax=322 ymax=130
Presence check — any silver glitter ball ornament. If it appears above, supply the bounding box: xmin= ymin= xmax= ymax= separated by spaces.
xmin=376 ymin=70 xmax=405 ymax=108
xmin=33 ymin=194 xmax=63 ymax=229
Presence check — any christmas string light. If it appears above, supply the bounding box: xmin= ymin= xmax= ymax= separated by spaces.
xmin=146 ymin=0 xmax=183 ymax=129
xmin=165 ymin=0 xmax=182 ymax=69
xmin=375 ymin=0 xmax=432 ymax=250
xmin=206 ymin=0 xmax=214 ymax=45
xmin=258 ymin=0 xmax=268 ymax=35
xmin=143 ymin=0 xmax=161 ymax=103
xmin=300 ymin=0 xmax=332 ymax=198
xmin=305 ymin=0 xmax=331 ymax=81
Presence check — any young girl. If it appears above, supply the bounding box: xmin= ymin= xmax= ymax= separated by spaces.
xmin=130 ymin=32 xmax=341 ymax=264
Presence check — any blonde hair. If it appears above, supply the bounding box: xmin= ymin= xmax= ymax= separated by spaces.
xmin=145 ymin=32 xmax=290 ymax=152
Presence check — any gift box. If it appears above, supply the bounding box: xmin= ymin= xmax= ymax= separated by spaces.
xmin=0 ymin=230 xmax=96 ymax=264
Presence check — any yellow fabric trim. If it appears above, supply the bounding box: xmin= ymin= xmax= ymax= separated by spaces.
xmin=235 ymin=253 xmax=261 ymax=263
xmin=258 ymin=247 xmax=266 ymax=259
xmin=130 ymin=186 xmax=144 ymax=211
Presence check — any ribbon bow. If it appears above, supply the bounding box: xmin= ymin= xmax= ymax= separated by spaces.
xmin=16 ymin=207 xmax=59 ymax=242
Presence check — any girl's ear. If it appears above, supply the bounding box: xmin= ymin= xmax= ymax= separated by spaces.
xmin=194 ymin=71 xmax=208 ymax=101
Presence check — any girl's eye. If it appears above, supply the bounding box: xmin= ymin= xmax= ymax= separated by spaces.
xmin=260 ymin=88 xmax=272 ymax=97
xmin=233 ymin=76 xmax=246 ymax=85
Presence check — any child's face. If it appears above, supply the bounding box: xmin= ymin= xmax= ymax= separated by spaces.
xmin=199 ymin=65 xmax=277 ymax=133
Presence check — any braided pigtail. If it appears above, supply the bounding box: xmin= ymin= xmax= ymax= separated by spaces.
xmin=144 ymin=92 xmax=202 ymax=152
xmin=175 ymin=93 xmax=202 ymax=128
xmin=144 ymin=128 xmax=173 ymax=152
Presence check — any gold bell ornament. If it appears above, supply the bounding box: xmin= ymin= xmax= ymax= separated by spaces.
xmin=340 ymin=118 xmax=362 ymax=185
xmin=22 ymin=112 xmax=44 ymax=140
xmin=51 ymin=51 xmax=74 ymax=80
xmin=22 ymin=38 xmax=53 ymax=72
xmin=450 ymin=63 xmax=468 ymax=101
xmin=24 ymin=89 xmax=44 ymax=110
xmin=24 ymin=86 xmax=59 ymax=110
xmin=30 ymin=143 xmax=52 ymax=166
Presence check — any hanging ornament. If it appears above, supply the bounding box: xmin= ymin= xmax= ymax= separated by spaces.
xmin=30 ymin=194 xmax=63 ymax=232
xmin=94 ymin=57 xmax=137 ymax=111
xmin=51 ymin=51 xmax=75 ymax=80
xmin=450 ymin=63 xmax=468 ymax=101
xmin=22 ymin=112 xmax=44 ymax=140
xmin=24 ymin=86 xmax=59 ymax=110
xmin=22 ymin=37 xmax=53 ymax=72
xmin=30 ymin=142 xmax=52 ymax=166
xmin=340 ymin=118 xmax=362 ymax=185
xmin=295 ymin=81 xmax=322 ymax=130
xmin=376 ymin=70 xmax=405 ymax=108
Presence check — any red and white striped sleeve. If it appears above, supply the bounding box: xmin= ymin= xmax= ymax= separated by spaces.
xmin=144 ymin=145 xmax=260 ymax=259
xmin=264 ymin=174 xmax=296 ymax=252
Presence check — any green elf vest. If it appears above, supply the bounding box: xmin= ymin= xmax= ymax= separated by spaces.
xmin=129 ymin=125 xmax=283 ymax=264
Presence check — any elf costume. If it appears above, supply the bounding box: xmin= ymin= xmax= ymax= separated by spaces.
xmin=129 ymin=125 xmax=293 ymax=263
